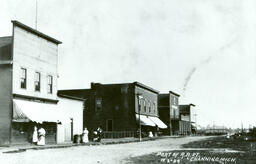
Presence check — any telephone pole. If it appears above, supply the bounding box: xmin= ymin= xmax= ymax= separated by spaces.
xmin=35 ymin=0 xmax=38 ymax=29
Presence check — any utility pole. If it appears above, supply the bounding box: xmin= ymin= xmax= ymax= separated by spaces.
xmin=241 ymin=122 xmax=243 ymax=133
xmin=35 ymin=0 xmax=38 ymax=30
xmin=137 ymin=93 xmax=142 ymax=142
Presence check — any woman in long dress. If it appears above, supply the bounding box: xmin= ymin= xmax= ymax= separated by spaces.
xmin=32 ymin=126 xmax=38 ymax=145
xmin=37 ymin=126 xmax=46 ymax=146
xmin=82 ymin=128 xmax=89 ymax=143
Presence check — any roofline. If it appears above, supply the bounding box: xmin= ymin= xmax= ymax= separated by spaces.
xmin=11 ymin=20 xmax=62 ymax=44
xmin=179 ymin=104 xmax=196 ymax=107
xmin=58 ymin=94 xmax=85 ymax=101
xmin=91 ymin=82 xmax=131 ymax=86
xmin=90 ymin=81 xmax=159 ymax=94
xmin=133 ymin=81 xmax=159 ymax=94
xmin=13 ymin=94 xmax=58 ymax=103
xmin=169 ymin=91 xmax=180 ymax=97
xmin=58 ymin=89 xmax=91 ymax=92
xmin=190 ymin=103 xmax=196 ymax=107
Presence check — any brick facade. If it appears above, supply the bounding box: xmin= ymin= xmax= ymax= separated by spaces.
xmin=59 ymin=82 xmax=159 ymax=134
xmin=158 ymin=91 xmax=181 ymax=135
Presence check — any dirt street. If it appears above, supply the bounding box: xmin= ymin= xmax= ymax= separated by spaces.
xmin=0 ymin=136 xmax=210 ymax=164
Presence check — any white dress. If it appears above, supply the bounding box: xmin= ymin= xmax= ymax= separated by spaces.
xmin=82 ymin=129 xmax=89 ymax=143
xmin=32 ymin=129 xmax=38 ymax=143
xmin=37 ymin=128 xmax=46 ymax=145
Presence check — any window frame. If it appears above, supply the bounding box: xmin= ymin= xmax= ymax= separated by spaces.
xmin=95 ymin=97 xmax=102 ymax=111
xmin=47 ymin=75 xmax=53 ymax=94
xmin=138 ymin=98 xmax=141 ymax=112
xmin=148 ymin=101 xmax=151 ymax=113
xmin=34 ymin=72 xmax=41 ymax=92
xmin=20 ymin=67 xmax=27 ymax=89
xmin=143 ymin=99 xmax=146 ymax=112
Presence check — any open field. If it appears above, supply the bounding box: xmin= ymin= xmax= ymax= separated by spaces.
xmin=182 ymin=136 xmax=256 ymax=151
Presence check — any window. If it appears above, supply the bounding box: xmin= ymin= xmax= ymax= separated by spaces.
xmin=115 ymin=105 xmax=119 ymax=111
xmin=144 ymin=99 xmax=146 ymax=112
xmin=172 ymin=108 xmax=175 ymax=117
xmin=149 ymin=101 xmax=151 ymax=113
xmin=173 ymin=97 xmax=177 ymax=105
xmin=138 ymin=99 xmax=141 ymax=112
xmin=47 ymin=75 xmax=53 ymax=94
xmin=95 ymin=98 xmax=102 ymax=111
xmin=20 ymin=68 xmax=27 ymax=89
xmin=153 ymin=102 xmax=156 ymax=113
xmin=35 ymin=72 xmax=40 ymax=92
xmin=176 ymin=109 xmax=179 ymax=119
xmin=153 ymin=102 xmax=157 ymax=114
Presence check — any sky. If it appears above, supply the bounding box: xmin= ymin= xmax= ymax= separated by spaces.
xmin=1 ymin=0 xmax=256 ymax=128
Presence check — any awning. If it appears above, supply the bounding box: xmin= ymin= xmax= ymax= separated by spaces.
xmin=191 ymin=123 xmax=197 ymax=130
xmin=135 ymin=114 xmax=155 ymax=127
xmin=13 ymin=99 xmax=70 ymax=124
xmin=148 ymin=116 xmax=168 ymax=129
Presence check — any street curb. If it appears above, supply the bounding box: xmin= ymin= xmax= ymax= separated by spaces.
xmin=2 ymin=136 xmax=184 ymax=154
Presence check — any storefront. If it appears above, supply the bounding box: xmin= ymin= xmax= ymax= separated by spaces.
xmin=136 ymin=114 xmax=167 ymax=136
xmin=178 ymin=120 xmax=191 ymax=135
xmin=12 ymin=99 xmax=69 ymax=145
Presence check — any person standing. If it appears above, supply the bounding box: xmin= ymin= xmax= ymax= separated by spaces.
xmin=82 ymin=127 xmax=89 ymax=143
xmin=37 ymin=126 xmax=46 ymax=146
xmin=148 ymin=131 xmax=153 ymax=138
xmin=32 ymin=126 xmax=38 ymax=145
xmin=96 ymin=126 xmax=103 ymax=142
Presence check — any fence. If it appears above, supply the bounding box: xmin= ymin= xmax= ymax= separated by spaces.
xmin=102 ymin=131 xmax=136 ymax=138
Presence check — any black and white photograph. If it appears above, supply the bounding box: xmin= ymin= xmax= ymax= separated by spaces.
xmin=0 ymin=0 xmax=256 ymax=163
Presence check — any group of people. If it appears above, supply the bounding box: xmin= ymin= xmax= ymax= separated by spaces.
xmin=75 ymin=127 xmax=103 ymax=143
xmin=88 ymin=126 xmax=103 ymax=142
xmin=32 ymin=125 xmax=46 ymax=146
xmin=32 ymin=125 xmax=103 ymax=145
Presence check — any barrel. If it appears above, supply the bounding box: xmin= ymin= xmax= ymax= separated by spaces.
xmin=73 ymin=134 xmax=81 ymax=144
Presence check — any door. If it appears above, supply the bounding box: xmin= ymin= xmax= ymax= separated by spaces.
xmin=64 ymin=118 xmax=72 ymax=142
xmin=106 ymin=119 xmax=113 ymax=131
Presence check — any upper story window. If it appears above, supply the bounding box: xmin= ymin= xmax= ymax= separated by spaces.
xmin=20 ymin=68 xmax=27 ymax=89
xmin=47 ymin=75 xmax=53 ymax=94
xmin=173 ymin=97 xmax=178 ymax=106
xmin=138 ymin=98 xmax=141 ymax=112
xmin=95 ymin=97 xmax=102 ymax=111
xmin=143 ymin=99 xmax=146 ymax=112
xmin=34 ymin=72 xmax=41 ymax=92
xmin=153 ymin=102 xmax=156 ymax=114
xmin=148 ymin=101 xmax=151 ymax=113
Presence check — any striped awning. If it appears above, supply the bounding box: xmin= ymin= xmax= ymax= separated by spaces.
xmin=13 ymin=99 xmax=69 ymax=124
xmin=135 ymin=114 xmax=156 ymax=127
xmin=148 ymin=116 xmax=168 ymax=129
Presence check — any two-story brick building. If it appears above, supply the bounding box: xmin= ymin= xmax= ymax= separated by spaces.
xmin=0 ymin=21 xmax=83 ymax=145
xmin=58 ymin=82 xmax=167 ymax=137
xmin=158 ymin=91 xmax=180 ymax=135
xmin=158 ymin=92 xmax=197 ymax=135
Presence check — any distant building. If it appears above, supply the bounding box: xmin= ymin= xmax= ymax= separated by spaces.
xmin=204 ymin=125 xmax=229 ymax=135
xmin=179 ymin=104 xmax=196 ymax=135
xmin=0 ymin=21 xmax=82 ymax=145
xmin=158 ymin=91 xmax=180 ymax=135
xmin=58 ymin=82 xmax=167 ymax=138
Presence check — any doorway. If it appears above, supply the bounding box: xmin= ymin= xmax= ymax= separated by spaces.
xmin=106 ymin=119 xmax=113 ymax=131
